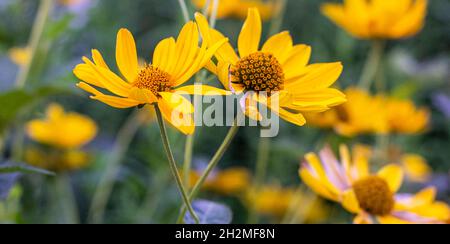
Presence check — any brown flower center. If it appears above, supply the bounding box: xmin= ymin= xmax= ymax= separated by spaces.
xmin=352 ymin=176 xmax=395 ymax=216
xmin=230 ymin=52 xmax=285 ymax=93
xmin=132 ymin=65 xmax=172 ymax=95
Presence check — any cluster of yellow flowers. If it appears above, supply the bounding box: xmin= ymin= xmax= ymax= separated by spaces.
xmin=306 ymin=88 xmax=430 ymax=137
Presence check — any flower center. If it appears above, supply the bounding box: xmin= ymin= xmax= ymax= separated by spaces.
xmin=132 ymin=65 xmax=172 ymax=95
xmin=230 ymin=52 xmax=285 ymax=93
xmin=352 ymin=176 xmax=394 ymax=216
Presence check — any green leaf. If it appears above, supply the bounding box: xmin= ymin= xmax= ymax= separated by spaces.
xmin=0 ymin=162 xmax=55 ymax=176
xmin=0 ymin=86 xmax=64 ymax=132
xmin=45 ymin=14 xmax=74 ymax=40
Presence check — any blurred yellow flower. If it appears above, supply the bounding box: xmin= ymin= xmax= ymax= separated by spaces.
xmin=321 ymin=0 xmax=428 ymax=39
xmin=8 ymin=47 xmax=31 ymax=66
xmin=385 ymin=98 xmax=429 ymax=134
xmin=189 ymin=167 xmax=251 ymax=195
xmin=401 ymin=154 xmax=432 ymax=183
xmin=74 ymin=21 xmax=228 ymax=135
xmin=25 ymin=147 xmax=90 ymax=172
xmin=196 ymin=9 xmax=346 ymax=126
xmin=246 ymin=185 xmax=328 ymax=223
xmin=307 ymin=88 xmax=388 ymax=136
xmin=192 ymin=0 xmax=281 ymax=20
xmin=300 ymin=145 xmax=450 ymax=224
xmin=26 ymin=103 xmax=97 ymax=150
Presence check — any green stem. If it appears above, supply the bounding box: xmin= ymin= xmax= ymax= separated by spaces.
xmin=208 ymin=0 xmax=219 ymax=28
xmin=183 ymin=134 xmax=194 ymax=189
xmin=177 ymin=119 xmax=239 ymax=224
xmin=54 ymin=174 xmax=79 ymax=224
xmin=268 ymin=0 xmax=288 ymax=36
xmin=177 ymin=0 xmax=190 ymax=22
xmin=247 ymin=136 xmax=271 ymax=224
xmin=358 ymin=40 xmax=385 ymax=91
xmin=88 ymin=110 xmax=143 ymax=224
xmin=154 ymin=105 xmax=200 ymax=224
xmin=15 ymin=0 xmax=54 ymax=88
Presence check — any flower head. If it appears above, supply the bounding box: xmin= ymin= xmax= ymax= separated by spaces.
xmin=26 ymin=103 xmax=97 ymax=150
xmin=306 ymin=88 xmax=388 ymax=136
xmin=385 ymin=98 xmax=429 ymax=134
xmin=322 ymin=0 xmax=428 ymax=39
xmin=196 ymin=9 xmax=346 ymax=126
xmin=74 ymin=20 xmax=228 ymax=134
xmin=189 ymin=167 xmax=251 ymax=195
xmin=300 ymin=145 xmax=450 ymax=224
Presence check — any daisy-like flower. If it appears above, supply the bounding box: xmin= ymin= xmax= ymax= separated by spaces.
xmin=26 ymin=103 xmax=97 ymax=150
xmin=189 ymin=167 xmax=251 ymax=195
xmin=25 ymin=103 xmax=97 ymax=172
xmin=192 ymin=0 xmax=281 ymax=20
xmin=300 ymin=145 xmax=450 ymax=224
xmin=195 ymin=9 xmax=346 ymax=126
xmin=321 ymin=0 xmax=428 ymax=40
xmin=385 ymin=98 xmax=429 ymax=134
xmin=306 ymin=88 xmax=388 ymax=136
xmin=74 ymin=21 xmax=228 ymax=135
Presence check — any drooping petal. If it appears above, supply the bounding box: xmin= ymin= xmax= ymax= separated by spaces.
xmin=129 ymin=87 xmax=158 ymax=104
xmin=116 ymin=28 xmax=139 ymax=82
xmin=159 ymin=92 xmax=194 ymax=114
xmin=158 ymin=99 xmax=195 ymax=135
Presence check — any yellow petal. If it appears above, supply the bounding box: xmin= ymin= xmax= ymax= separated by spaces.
xmin=116 ymin=28 xmax=139 ymax=82
xmin=158 ymin=99 xmax=195 ymax=135
xmin=210 ymin=29 xmax=239 ymax=64
xmin=342 ymin=189 xmax=361 ymax=214
xmin=129 ymin=87 xmax=158 ymax=104
xmin=175 ymin=85 xmax=231 ymax=96
xmin=171 ymin=21 xmax=200 ymax=78
xmin=91 ymin=94 xmax=140 ymax=109
xmin=377 ymin=164 xmax=404 ymax=193
xmin=283 ymin=44 xmax=312 ymax=79
xmin=377 ymin=215 xmax=412 ymax=224
xmin=159 ymin=92 xmax=194 ymax=114
xmin=285 ymin=62 xmax=343 ymax=92
xmin=269 ymin=103 xmax=306 ymax=126
xmin=73 ymin=63 xmax=104 ymax=88
xmin=299 ymin=168 xmax=339 ymax=202
xmin=91 ymin=49 xmax=109 ymax=69
xmin=83 ymin=57 xmax=132 ymax=97
xmin=238 ymin=8 xmax=261 ymax=58
xmin=152 ymin=37 xmax=176 ymax=73
xmin=262 ymin=31 xmax=293 ymax=64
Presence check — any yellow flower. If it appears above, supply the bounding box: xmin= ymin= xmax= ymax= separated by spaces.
xmin=307 ymin=88 xmax=388 ymax=136
xmin=300 ymin=145 xmax=450 ymax=224
xmin=401 ymin=154 xmax=432 ymax=183
xmin=25 ymin=147 xmax=90 ymax=172
xmin=8 ymin=47 xmax=31 ymax=66
xmin=74 ymin=20 xmax=229 ymax=135
xmin=245 ymin=185 xmax=328 ymax=223
xmin=385 ymin=98 xmax=429 ymax=134
xmin=26 ymin=103 xmax=97 ymax=150
xmin=192 ymin=0 xmax=281 ymax=20
xmin=196 ymin=9 xmax=346 ymax=126
xmin=189 ymin=167 xmax=251 ymax=195
xmin=321 ymin=0 xmax=428 ymax=39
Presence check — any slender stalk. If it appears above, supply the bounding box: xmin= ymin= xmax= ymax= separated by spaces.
xmin=177 ymin=0 xmax=190 ymax=22
xmin=54 ymin=174 xmax=80 ymax=224
xmin=183 ymin=134 xmax=194 ymax=189
xmin=88 ymin=110 xmax=143 ymax=224
xmin=177 ymin=119 xmax=240 ymax=223
xmin=15 ymin=0 xmax=54 ymax=88
xmin=358 ymin=40 xmax=385 ymax=91
xmin=154 ymin=105 xmax=200 ymax=224
xmin=247 ymin=136 xmax=271 ymax=224
xmin=268 ymin=0 xmax=288 ymax=36
xmin=209 ymin=0 xmax=219 ymax=28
